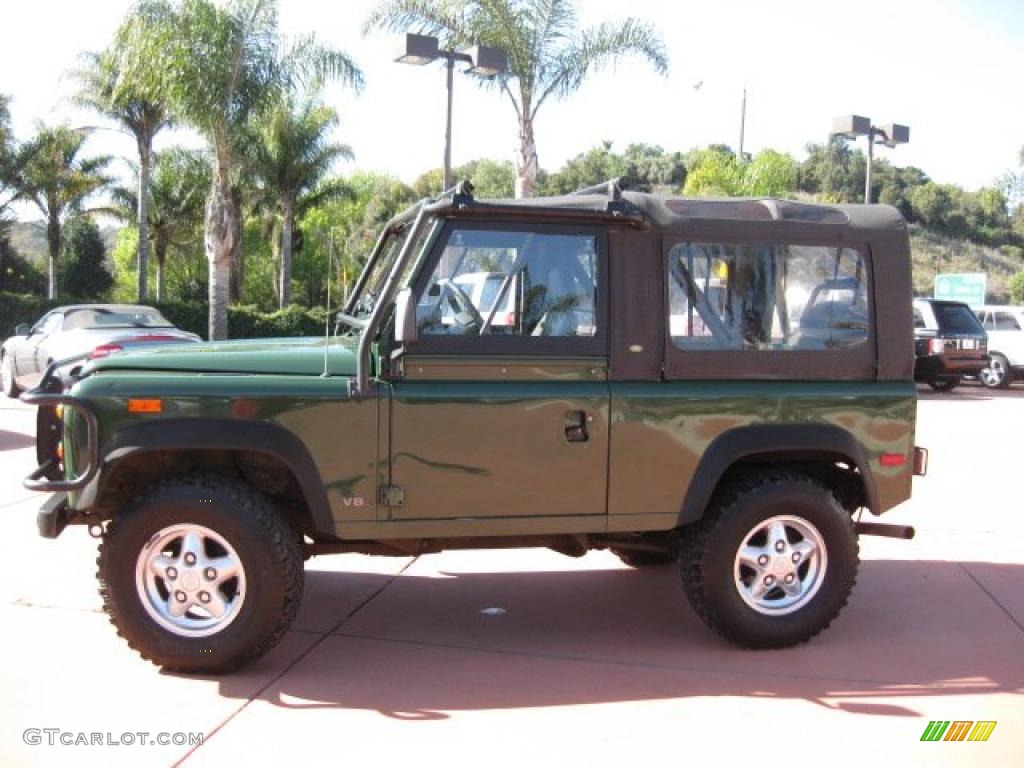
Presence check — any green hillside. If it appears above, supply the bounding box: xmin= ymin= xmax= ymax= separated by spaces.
xmin=910 ymin=225 xmax=1022 ymax=303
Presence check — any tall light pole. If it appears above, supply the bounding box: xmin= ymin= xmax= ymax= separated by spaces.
xmin=397 ymin=34 xmax=507 ymax=190
xmin=831 ymin=115 xmax=910 ymax=203
xmin=738 ymin=87 xmax=747 ymax=160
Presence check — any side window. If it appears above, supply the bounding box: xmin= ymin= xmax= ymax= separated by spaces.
xmin=35 ymin=313 xmax=62 ymax=335
xmin=995 ymin=312 xmax=1021 ymax=331
xmin=667 ymin=243 xmax=869 ymax=351
xmin=416 ymin=229 xmax=598 ymax=339
xmin=913 ymin=307 xmax=927 ymax=329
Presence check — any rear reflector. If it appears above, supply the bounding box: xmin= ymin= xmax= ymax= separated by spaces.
xmin=128 ymin=399 xmax=162 ymax=414
xmin=879 ymin=453 xmax=906 ymax=467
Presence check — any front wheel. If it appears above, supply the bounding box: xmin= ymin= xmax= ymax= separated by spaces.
xmin=97 ymin=474 xmax=303 ymax=673
xmin=1 ymin=353 xmax=19 ymax=398
xmin=680 ymin=472 xmax=858 ymax=649
xmin=980 ymin=354 xmax=1011 ymax=389
xmin=928 ymin=376 xmax=960 ymax=391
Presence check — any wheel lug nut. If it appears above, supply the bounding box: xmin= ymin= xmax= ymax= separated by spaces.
xmin=199 ymin=591 xmax=211 ymax=604
xmin=175 ymin=591 xmax=187 ymax=603
xmin=792 ymin=552 xmax=801 ymax=563
xmin=757 ymin=555 xmax=769 ymax=566
xmin=204 ymin=567 xmax=217 ymax=580
xmin=764 ymin=575 xmax=775 ymax=586
xmin=784 ymin=574 xmax=795 ymax=584
xmin=775 ymin=540 xmax=786 ymax=553
xmin=166 ymin=567 xmax=177 ymax=580
xmin=184 ymin=552 xmax=197 ymax=566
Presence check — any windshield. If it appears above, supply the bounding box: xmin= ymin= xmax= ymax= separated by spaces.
xmin=64 ymin=307 xmax=173 ymax=331
xmin=346 ymin=216 xmax=436 ymax=327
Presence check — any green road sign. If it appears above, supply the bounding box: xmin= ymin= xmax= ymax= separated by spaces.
xmin=934 ymin=273 xmax=986 ymax=307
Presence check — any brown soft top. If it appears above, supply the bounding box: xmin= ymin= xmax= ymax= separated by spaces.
xmin=460 ymin=191 xmax=906 ymax=234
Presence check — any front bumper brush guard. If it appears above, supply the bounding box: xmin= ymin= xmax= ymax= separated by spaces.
xmin=19 ymin=359 xmax=99 ymax=493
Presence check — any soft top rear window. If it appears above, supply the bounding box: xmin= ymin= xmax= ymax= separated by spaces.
xmin=933 ymin=303 xmax=985 ymax=335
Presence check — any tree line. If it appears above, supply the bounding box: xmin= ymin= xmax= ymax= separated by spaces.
xmin=1 ymin=0 xmax=1022 ymax=339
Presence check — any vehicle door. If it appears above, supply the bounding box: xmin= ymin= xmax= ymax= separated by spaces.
xmin=992 ymin=310 xmax=1024 ymax=364
xmin=388 ymin=222 xmax=610 ymax=523
xmin=17 ymin=312 xmax=62 ymax=388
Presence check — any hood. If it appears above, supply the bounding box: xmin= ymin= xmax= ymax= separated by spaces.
xmin=84 ymin=336 xmax=358 ymax=377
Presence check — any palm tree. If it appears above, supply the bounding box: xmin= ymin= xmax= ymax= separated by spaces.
xmin=16 ymin=124 xmax=112 ymax=298
xmin=113 ymin=0 xmax=363 ymax=339
xmin=246 ymin=93 xmax=353 ymax=306
xmin=110 ymin=147 xmax=211 ymax=300
xmin=74 ymin=46 xmax=170 ymax=302
xmin=365 ymin=0 xmax=668 ymax=198
xmin=0 ymin=94 xmax=18 ymax=222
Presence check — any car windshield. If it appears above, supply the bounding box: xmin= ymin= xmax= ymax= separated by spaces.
xmin=346 ymin=216 xmax=435 ymax=324
xmin=934 ymin=304 xmax=985 ymax=335
xmin=63 ymin=307 xmax=173 ymax=331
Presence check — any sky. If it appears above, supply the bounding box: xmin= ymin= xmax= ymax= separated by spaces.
xmin=1 ymin=0 xmax=1022 ymax=218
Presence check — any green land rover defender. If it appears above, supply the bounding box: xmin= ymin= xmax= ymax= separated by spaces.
xmin=23 ymin=182 xmax=926 ymax=672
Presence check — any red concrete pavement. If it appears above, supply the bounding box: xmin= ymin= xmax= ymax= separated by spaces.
xmin=0 ymin=387 xmax=1021 ymax=767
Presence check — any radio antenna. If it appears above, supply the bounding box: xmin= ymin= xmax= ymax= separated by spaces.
xmin=321 ymin=229 xmax=333 ymax=378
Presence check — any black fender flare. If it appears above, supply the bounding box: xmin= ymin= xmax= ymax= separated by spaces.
xmin=83 ymin=418 xmax=335 ymax=537
xmin=677 ymin=424 xmax=878 ymax=526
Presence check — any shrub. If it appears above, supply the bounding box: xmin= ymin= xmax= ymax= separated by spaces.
xmin=1009 ymin=271 xmax=1024 ymax=305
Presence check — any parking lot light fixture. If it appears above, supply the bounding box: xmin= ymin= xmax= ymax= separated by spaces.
xmin=831 ymin=115 xmax=910 ymax=203
xmin=396 ymin=33 xmax=507 ymax=190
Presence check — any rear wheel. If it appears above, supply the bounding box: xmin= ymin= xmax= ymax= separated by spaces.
xmin=1 ymin=353 xmax=19 ymax=398
xmin=680 ymin=472 xmax=858 ymax=648
xmin=980 ymin=353 xmax=1010 ymax=389
xmin=98 ymin=474 xmax=303 ymax=673
xmin=928 ymin=376 xmax=960 ymax=391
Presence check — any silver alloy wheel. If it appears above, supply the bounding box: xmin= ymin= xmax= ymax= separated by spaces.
xmin=733 ymin=515 xmax=828 ymax=616
xmin=135 ymin=523 xmax=247 ymax=637
xmin=980 ymin=356 xmax=1007 ymax=388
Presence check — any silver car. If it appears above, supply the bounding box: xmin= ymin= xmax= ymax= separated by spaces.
xmin=1 ymin=304 xmax=200 ymax=396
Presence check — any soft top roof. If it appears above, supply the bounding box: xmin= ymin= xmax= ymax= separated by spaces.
xmin=52 ymin=304 xmax=163 ymax=315
xmin=455 ymin=191 xmax=906 ymax=234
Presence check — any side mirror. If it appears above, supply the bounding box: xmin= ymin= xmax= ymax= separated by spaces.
xmin=15 ymin=323 xmax=30 ymax=336
xmin=394 ymin=288 xmax=418 ymax=345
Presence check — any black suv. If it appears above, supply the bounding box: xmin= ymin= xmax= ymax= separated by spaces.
xmin=913 ymin=298 xmax=988 ymax=391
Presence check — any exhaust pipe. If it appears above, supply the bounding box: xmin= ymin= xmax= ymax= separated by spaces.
xmin=854 ymin=521 xmax=916 ymax=539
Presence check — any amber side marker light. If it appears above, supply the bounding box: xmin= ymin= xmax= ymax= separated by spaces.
xmin=879 ymin=453 xmax=907 ymax=467
xmin=128 ymin=399 xmax=163 ymax=414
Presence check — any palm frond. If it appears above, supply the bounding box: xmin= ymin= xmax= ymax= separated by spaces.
xmin=362 ymin=0 xmax=465 ymax=41
xmin=533 ymin=17 xmax=667 ymax=116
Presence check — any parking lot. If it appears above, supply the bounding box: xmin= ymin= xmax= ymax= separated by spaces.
xmin=1 ymin=385 xmax=1022 ymax=767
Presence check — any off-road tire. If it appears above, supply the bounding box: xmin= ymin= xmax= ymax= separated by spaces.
xmin=928 ymin=376 xmax=960 ymax=391
xmin=1 ymin=353 xmax=19 ymax=398
xmin=680 ymin=471 xmax=858 ymax=649
xmin=97 ymin=474 xmax=303 ymax=673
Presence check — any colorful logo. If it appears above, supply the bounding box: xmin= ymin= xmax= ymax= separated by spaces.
xmin=920 ymin=721 xmax=997 ymax=742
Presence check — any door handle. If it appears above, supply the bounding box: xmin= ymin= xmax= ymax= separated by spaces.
xmin=564 ymin=410 xmax=589 ymax=443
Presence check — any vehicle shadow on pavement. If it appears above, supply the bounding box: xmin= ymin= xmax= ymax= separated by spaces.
xmin=917 ymin=383 xmax=1024 ymax=401
xmin=0 ymin=428 xmax=36 ymax=451
xmin=210 ymin=558 xmax=1024 ymax=720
